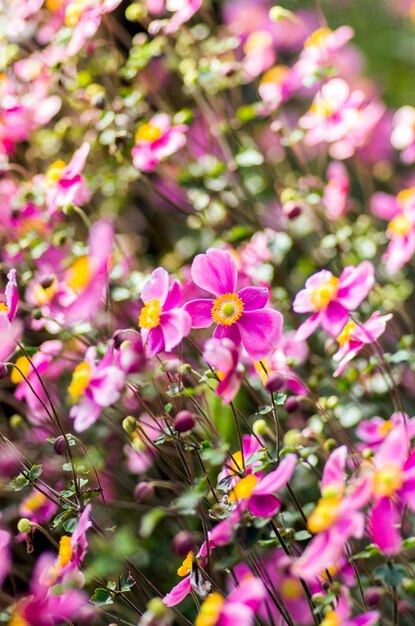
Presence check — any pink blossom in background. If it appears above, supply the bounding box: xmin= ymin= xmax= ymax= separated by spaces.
xmin=132 ymin=114 xmax=187 ymax=172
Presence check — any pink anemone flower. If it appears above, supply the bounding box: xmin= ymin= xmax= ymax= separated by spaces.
xmin=292 ymin=446 xmax=372 ymax=580
xmin=293 ymin=261 xmax=375 ymax=340
xmin=53 ymin=504 xmax=92 ymax=579
xmin=42 ymin=142 xmax=91 ymax=215
xmin=68 ymin=344 xmax=125 ymax=432
xmin=369 ymin=425 xmax=415 ymax=555
xmin=357 ymin=412 xmax=415 ymax=450
xmin=195 ymin=576 xmax=266 ymax=626
xmin=0 ymin=269 xmax=22 ymax=371
xmin=319 ymin=592 xmax=379 ymax=626
xmin=332 ymin=311 xmax=392 ymax=376
xmin=0 ymin=517 xmax=11 ymax=588
xmin=217 ymin=434 xmax=265 ymax=490
xmin=138 ymin=267 xmax=191 ymax=357
xmin=185 ymin=248 xmax=283 ymax=361
xmin=203 ymin=337 xmax=243 ymax=403
xmin=323 ymin=161 xmax=350 ymax=220
xmin=132 ymin=113 xmax=187 ymax=172
xmin=295 ymin=26 xmax=354 ymax=81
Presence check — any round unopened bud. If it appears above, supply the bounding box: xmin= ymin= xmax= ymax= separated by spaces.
xmin=54 ymin=435 xmax=68 ymax=455
xmin=362 ymin=447 xmax=374 ymax=459
xmin=17 ymin=518 xmax=32 ymax=534
xmin=324 ymin=438 xmax=337 ymax=451
xmin=179 ymin=363 xmax=192 ymax=375
xmin=311 ymin=592 xmax=324 ymax=605
xmin=266 ymin=373 xmax=285 ymax=392
xmin=253 ymin=419 xmax=267 ymax=436
xmin=365 ymin=587 xmax=384 ymax=606
xmin=147 ymin=597 xmax=167 ymax=617
xmin=173 ymin=411 xmax=196 ymax=433
xmin=123 ymin=416 xmax=138 ymax=434
xmin=10 ymin=414 xmax=23 ymax=428
xmin=0 ymin=363 xmax=8 ymax=380
xmin=172 ymin=530 xmax=195 ymax=557
xmin=284 ymin=396 xmax=300 ymax=413
xmin=134 ymin=482 xmax=154 ymax=502
xmin=284 ymin=429 xmax=301 ymax=447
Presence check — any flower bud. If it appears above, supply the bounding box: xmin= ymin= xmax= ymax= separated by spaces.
xmin=284 ymin=396 xmax=299 ymax=413
xmin=323 ymin=438 xmax=337 ymax=451
xmin=284 ymin=429 xmax=301 ymax=447
xmin=173 ymin=411 xmax=196 ymax=433
xmin=123 ymin=416 xmax=138 ymax=434
xmin=147 ymin=598 xmax=168 ymax=618
xmin=266 ymin=373 xmax=285 ymax=392
xmin=17 ymin=518 xmax=32 ymax=534
xmin=54 ymin=435 xmax=68 ymax=455
xmin=365 ymin=587 xmax=384 ymax=606
xmin=253 ymin=419 xmax=267 ymax=436
xmin=10 ymin=414 xmax=23 ymax=428
xmin=134 ymin=482 xmax=154 ymax=502
xmin=283 ymin=201 xmax=302 ymax=220
xmin=172 ymin=530 xmax=195 ymax=557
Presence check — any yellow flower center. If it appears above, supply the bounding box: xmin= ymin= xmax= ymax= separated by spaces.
xmin=22 ymin=492 xmax=46 ymax=513
xmin=211 ymin=293 xmax=244 ymax=326
xmin=64 ymin=0 xmax=88 ymax=27
xmin=45 ymin=159 xmax=66 ymax=186
xmin=304 ymin=27 xmax=332 ymax=48
xmin=260 ymin=65 xmax=289 ymax=86
xmin=0 ymin=302 xmax=9 ymax=313
xmin=135 ymin=123 xmax=163 ymax=143
xmin=177 ymin=551 xmax=193 ymax=577
xmin=388 ymin=214 xmax=412 ymax=237
xmin=230 ymin=450 xmax=244 ymax=474
xmin=374 ymin=463 xmax=403 ymax=497
xmin=280 ymin=578 xmax=303 ymax=601
xmin=321 ymin=611 xmax=341 ymax=626
xmin=254 ymin=359 xmax=269 ymax=385
xmin=32 ymin=276 xmax=58 ymax=306
xmin=45 ymin=0 xmax=65 ymax=10
xmin=307 ymin=497 xmax=341 ymax=533
xmin=68 ymin=361 xmax=91 ymax=400
xmin=195 ymin=593 xmax=225 ymax=626
xmin=58 ymin=535 xmax=73 ymax=568
xmin=378 ymin=420 xmax=394 ymax=438
xmin=8 ymin=606 xmax=29 ymax=626
xmin=138 ymin=298 xmax=162 ymax=330
xmin=244 ymin=30 xmax=273 ymax=54
xmin=11 ymin=356 xmax=32 ymax=385
xmin=310 ymin=276 xmax=339 ymax=311
xmin=66 ymin=256 xmax=91 ymax=293
xmin=396 ymin=187 xmax=415 ymax=207
xmin=336 ymin=320 xmax=356 ymax=347
xmin=229 ymin=474 xmax=258 ymax=503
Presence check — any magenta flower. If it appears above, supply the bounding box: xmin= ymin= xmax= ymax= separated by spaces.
xmin=255 ymin=330 xmax=309 ymax=395
xmin=369 ymin=426 xmax=415 ymax=555
xmin=132 ymin=113 xmax=187 ymax=172
xmin=228 ymin=453 xmax=297 ymax=517
xmin=68 ymin=344 xmax=125 ymax=432
xmin=357 ymin=412 xmax=415 ymax=450
xmin=332 ymin=311 xmax=392 ymax=376
xmin=370 ymin=188 xmax=415 ymax=273
xmin=185 ymin=248 xmax=283 ymax=361
xmin=323 ymin=161 xmax=350 ymax=220
xmin=203 ymin=337 xmax=243 ymax=403
xmin=296 ymin=26 xmax=354 ymax=81
xmin=138 ymin=267 xmax=191 ymax=357
xmin=195 ymin=576 xmax=266 ymax=626
xmin=64 ymin=0 xmax=123 ymax=58
xmin=19 ymin=488 xmax=58 ymax=527
xmin=0 ymin=517 xmax=11 ymax=589
xmin=0 ymin=269 xmax=22 ymax=372
xmin=258 ymin=64 xmax=298 ymax=107
xmin=391 ymin=106 xmax=415 ymax=164
xmin=148 ymin=0 xmax=202 ymax=35
xmin=54 ymin=504 xmax=92 ymax=578
xmin=318 ymin=592 xmax=378 ymax=626
xmin=293 ymin=261 xmax=375 ymax=340
xmin=292 ymin=447 xmax=372 ymax=580
xmin=218 ymin=434 xmax=265 ymax=490
xmin=42 ymin=142 xmax=91 ymax=215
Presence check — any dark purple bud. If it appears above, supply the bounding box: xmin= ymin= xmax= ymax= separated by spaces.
xmin=364 ymin=587 xmax=383 ymax=607
xmin=54 ymin=436 xmax=68 ymax=455
xmin=134 ymin=482 xmax=154 ymax=502
xmin=172 ymin=530 xmax=196 ymax=557
xmin=266 ymin=373 xmax=285 ymax=392
xmin=285 ymin=396 xmax=300 ymax=413
xmin=174 ymin=411 xmax=196 ymax=433
xmin=283 ymin=201 xmax=302 ymax=220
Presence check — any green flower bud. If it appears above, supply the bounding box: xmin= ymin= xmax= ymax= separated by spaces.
xmin=122 ymin=416 xmax=138 ymax=434
xmin=17 ymin=518 xmax=32 ymax=533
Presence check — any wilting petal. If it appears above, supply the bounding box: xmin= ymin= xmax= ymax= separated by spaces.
xmin=237 ymin=308 xmax=283 ymax=360
xmin=191 ymin=248 xmax=237 ymax=295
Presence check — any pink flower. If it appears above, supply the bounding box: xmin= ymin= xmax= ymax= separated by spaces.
xmin=68 ymin=344 xmax=125 ymax=432
xmin=357 ymin=412 xmax=415 ymax=450
xmin=42 ymin=142 xmax=91 ymax=215
xmin=185 ymin=248 xmax=283 ymax=360
xmin=0 ymin=269 xmax=22 ymax=370
xmin=391 ymin=106 xmax=415 ymax=164
xmin=332 ymin=311 xmax=392 ymax=376
xmin=323 ymin=161 xmax=350 ymax=220
xmin=318 ymin=592 xmax=378 ymax=626
xmin=19 ymin=488 xmax=58 ymax=527
xmin=369 ymin=426 xmax=415 ymax=555
xmin=0 ymin=517 xmax=11 ymax=588
xmin=132 ymin=114 xmax=187 ymax=172
xmin=64 ymin=0 xmax=123 ymax=58
xmin=292 ymin=447 xmax=371 ymax=580
xmin=138 ymin=267 xmax=191 ymax=357
xmin=293 ymin=262 xmax=375 ymax=340
xmin=0 ymin=269 xmax=18 ymax=322
xmin=227 ymin=453 xmax=297 ymax=517
xmin=217 ymin=434 xmax=265 ymax=490
xmin=148 ymin=0 xmax=202 ymax=34
xmin=242 ymin=31 xmax=276 ymax=80
xmin=258 ymin=64 xmax=299 ymax=107
xmin=255 ymin=330 xmax=309 ymax=395
xmin=124 ymin=413 xmax=164 ymax=474
xmin=296 ymin=26 xmax=354 ymax=82
xmin=370 ymin=188 xmax=415 ymax=273
xmin=195 ymin=577 xmax=266 ymax=626
xmin=54 ymin=504 xmax=92 ymax=577
xmin=203 ymin=337 xmax=243 ymax=403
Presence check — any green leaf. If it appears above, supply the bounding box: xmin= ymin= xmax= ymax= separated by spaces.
xmin=107 ymin=581 xmax=117 ymax=591
xmin=375 ymin=564 xmax=406 ymax=587
xmin=90 ymin=588 xmax=114 ymax=606
xmin=10 ymin=474 xmax=29 ymax=491
xmin=294 ymin=530 xmax=312 ymax=541
xmin=63 ymin=517 xmax=78 ymax=533
xmin=120 ymin=572 xmax=136 ymax=592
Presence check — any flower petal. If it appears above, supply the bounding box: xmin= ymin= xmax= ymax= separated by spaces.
xmin=237 ymin=309 xmax=283 ymax=360
xmin=238 ymin=286 xmax=269 ymax=311
xmin=191 ymin=248 xmax=237 ymax=295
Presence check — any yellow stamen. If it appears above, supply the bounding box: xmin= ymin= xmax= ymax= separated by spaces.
xmin=280 ymin=578 xmax=303 ymax=601
xmin=177 ymin=551 xmax=193 ymax=577
xmin=305 ymin=27 xmax=332 ymax=48
xmin=45 ymin=159 xmax=66 ymax=186
xmin=32 ymin=276 xmax=58 ymax=306
xmin=307 ymin=497 xmax=341 ymax=533
xmin=0 ymin=302 xmax=9 ymax=313
xmin=374 ymin=463 xmax=403 ymax=497
xmin=67 ymin=361 xmax=91 ymax=400
xmin=229 ymin=474 xmax=258 ymax=503
xmin=244 ymin=30 xmax=273 ymax=54
xmin=64 ymin=0 xmax=88 ymax=27
xmin=336 ymin=320 xmax=356 ymax=347
xmin=388 ymin=214 xmax=412 ymax=237
xmin=135 ymin=123 xmax=163 ymax=143
xmin=11 ymin=356 xmax=32 ymax=385
xmin=8 ymin=605 xmax=29 ymax=626
xmin=195 ymin=593 xmax=225 ymax=626
xmin=22 ymin=492 xmax=46 ymax=514
xmin=45 ymin=0 xmax=65 ymax=10
xmin=230 ymin=450 xmax=244 ymax=474
xmin=320 ymin=611 xmax=341 ymax=626
xmin=396 ymin=187 xmax=415 ymax=207
xmin=260 ymin=65 xmax=289 ymax=86
xmin=58 ymin=535 xmax=73 ymax=568
xmin=310 ymin=276 xmax=339 ymax=311
xmin=66 ymin=256 xmax=91 ymax=293
xmin=211 ymin=293 xmax=244 ymax=326
xmin=138 ymin=298 xmax=161 ymax=330
xmin=378 ymin=420 xmax=394 ymax=438
xmin=254 ymin=359 xmax=269 ymax=385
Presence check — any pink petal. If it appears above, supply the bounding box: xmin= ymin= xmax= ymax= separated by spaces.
xmin=142 ymin=267 xmax=170 ymax=305
xmin=370 ymin=192 xmax=399 ymax=220
xmin=321 ymin=446 xmax=347 ymax=492
xmin=237 ymin=309 xmax=283 ymax=360
xmin=160 ymin=309 xmax=191 ymax=351
xmin=375 ymin=426 xmax=408 ymax=469
xmin=184 ymin=298 xmax=214 ymax=328
xmin=248 ymin=494 xmax=281 ymax=517
xmin=337 ymin=261 xmax=375 ymax=310
xmin=253 ymin=454 xmax=297 ymax=495
xmin=370 ymin=497 xmax=401 ymax=555
xmin=163 ymin=577 xmax=192 ymax=607
xmin=238 ymin=286 xmax=269 ymax=311
xmin=321 ymin=301 xmax=349 ymax=336
xmin=295 ymin=313 xmax=321 ymax=341
xmin=191 ymin=248 xmax=237 ymax=296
